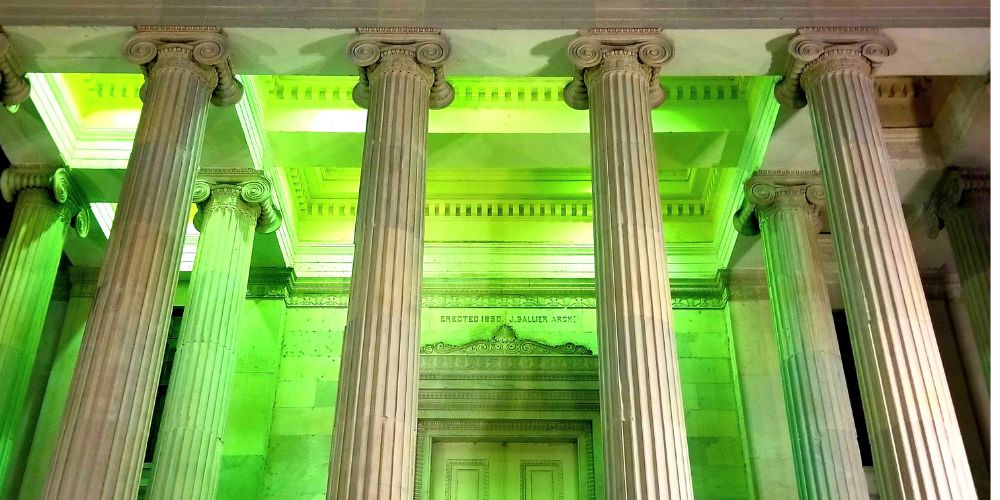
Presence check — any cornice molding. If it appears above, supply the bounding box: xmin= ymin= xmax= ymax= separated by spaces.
xmin=775 ymin=28 xmax=896 ymax=108
xmin=0 ymin=30 xmax=30 ymax=108
xmin=733 ymin=171 xmax=824 ymax=236
xmin=193 ymin=168 xmax=282 ymax=234
xmin=563 ymin=29 xmax=673 ymax=110
xmin=1 ymin=164 xmax=90 ymax=237
xmin=346 ymin=28 xmax=454 ymax=109
xmin=285 ymin=276 xmax=727 ymax=309
xmin=923 ymin=166 xmax=990 ymax=238
xmin=122 ymin=26 xmax=243 ymax=106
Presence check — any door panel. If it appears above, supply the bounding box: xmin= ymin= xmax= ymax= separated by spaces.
xmin=430 ymin=441 xmax=579 ymax=500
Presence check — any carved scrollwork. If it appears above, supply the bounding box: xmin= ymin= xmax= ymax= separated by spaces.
xmin=0 ymin=31 xmax=30 ymax=109
xmin=122 ymin=27 xmax=243 ymax=107
xmin=734 ymin=171 xmax=825 ymax=236
xmin=420 ymin=324 xmax=594 ymax=356
xmin=346 ymin=29 xmax=454 ymax=110
xmin=923 ymin=167 xmax=989 ymax=239
xmin=192 ymin=169 xmax=283 ymax=234
xmin=775 ymin=28 xmax=896 ymax=108
xmin=0 ymin=165 xmax=91 ymax=236
xmin=563 ymin=29 xmax=673 ymax=110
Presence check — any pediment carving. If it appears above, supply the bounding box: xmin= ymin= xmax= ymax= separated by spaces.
xmin=419 ymin=324 xmax=593 ymax=356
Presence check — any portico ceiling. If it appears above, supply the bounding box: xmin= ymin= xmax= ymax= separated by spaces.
xmin=16 ymin=70 xmax=778 ymax=280
xmin=0 ymin=24 xmax=987 ymax=284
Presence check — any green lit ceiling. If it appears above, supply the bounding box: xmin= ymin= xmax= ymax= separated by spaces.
xmin=30 ymin=71 xmax=778 ymax=279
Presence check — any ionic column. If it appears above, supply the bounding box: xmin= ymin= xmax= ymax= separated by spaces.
xmin=148 ymin=170 xmax=280 ymax=500
xmin=328 ymin=29 xmax=453 ymax=500
xmin=0 ymin=166 xmax=88 ymax=493
xmin=734 ymin=172 xmax=867 ymax=499
xmin=925 ymin=167 xmax=989 ymax=384
xmin=43 ymin=27 xmax=242 ymax=499
xmin=0 ymin=30 xmax=31 ymax=109
xmin=776 ymin=28 xmax=976 ymax=498
xmin=563 ymin=30 xmax=693 ymax=499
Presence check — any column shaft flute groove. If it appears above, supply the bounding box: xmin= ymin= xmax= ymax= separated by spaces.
xmin=0 ymin=187 xmax=71 ymax=493
xmin=925 ymin=167 xmax=990 ymax=385
xmin=783 ymin=30 xmax=976 ymax=498
xmin=738 ymin=175 xmax=868 ymax=499
xmin=566 ymin=30 xmax=693 ymax=500
xmin=330 ymin=30 xmax=451 ymax=499
xmin=148 ymin=174 xmax=277 ymax=500
xmin=43 ymin=28 xmax=240 ymax=499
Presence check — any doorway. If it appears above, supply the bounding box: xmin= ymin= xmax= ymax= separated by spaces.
xmin=430 ymin=440 xmax=580 ymax=500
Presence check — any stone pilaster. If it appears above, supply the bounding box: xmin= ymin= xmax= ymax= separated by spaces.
xmin=0 ymin=165 xmax=87 ymax=494
xmin=735 ymin=172 xmax=867 ymax=499
xmin=328 ymin=29 xmax=452 ymax=500
xmin=925 ymin=167 xmax=989 ymax=384
xmin=148 ymin=170 xmax=280 ymax=500
xmin=43 ymin=27 xmax=242 ymax=500
xmin=777 ymin=28 xmax=976 ymax=499
xmin=0 ymin=30 xmax=31 ymax=109
xmin=564 ymin=29 xmax=693 ymax=499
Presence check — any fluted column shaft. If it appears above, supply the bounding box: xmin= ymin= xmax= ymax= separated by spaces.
xmin=328 ymin=30 xmax=452 ymax=500
xmin=0 ymin=166 xmax=87 ymax=494
xmin=43 ymin=28 xmax=242 ymax=499
xmin=779 ymin=29 xmax=976 ymax=499
xmin=564 ymin=30 xmax=692 ymax=499
xmin=926 ymin=168 xmax=989 ymax=384
xmin=736 ymin=175 xmax=867 ymax=499
xmin=148 ymin=173 xmax=280 ymax=500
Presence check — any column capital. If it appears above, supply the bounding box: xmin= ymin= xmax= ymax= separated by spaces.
xmin=924 ymin=166 xmax=989 ymax=238
xmin=0 ymin=164 xmax=90 ymax=237
xmin=734 ymin=171 xmax=825 ymax=236
xmin=192 ymin=169 xmax=282 ymax=233
xmin=346 ymin=28 xmax=454 ymax=110
xmin=563 ymin=29 xmax=673 ymax=110
xmin=0 ymin=29 xmax=30 ymax=109
xmin=775 ymin=28 xmax=896 ymax=108
xmin=122 ymin=26 xmax=243 ymax=106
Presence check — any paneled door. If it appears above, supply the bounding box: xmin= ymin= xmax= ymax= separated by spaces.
xmin=429 ymin=441 xmax=580 ymax=500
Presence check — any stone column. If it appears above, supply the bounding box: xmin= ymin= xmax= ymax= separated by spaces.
xmin=734 ymin=172 xmax=867 ymax=499
xmin=564 ymin=29 xmax=693 ymax=499
xmin=925 ymin=167 xmax=989 ymax=384
xmin=328 ymin=29 xmax=453 ymax=500
xmin=148 ymin=170 xmax=280 ymax=500
xmin=776 ymin=28 xmax=976 ymax=498
xmin=0 ymin=30 xmax=31 ymax=110
xmin=43 ymin=28 xmax=242 ymax=499
xmin=0 ymin=166 xmax=88 ymax=493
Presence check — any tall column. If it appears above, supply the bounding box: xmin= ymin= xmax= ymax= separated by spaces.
xmin=776 ymin=28 xmax=976 ymax=498
xmin=148 ymin=170 xmax=281 ymax=500
xmin=0 ymin=166 xmax=88 ymax=494
xmin=564 ymin=29 xmax=693 ymax=499
xmin=924 ymin=167 xmax=989 ymax=384
xmin=734 ymin=172 xmax=867 ymax=499
xmin=328 ymin=29 xmax=453 ymax=500
xmin=43 ymin=27 xmax=242 ymax=499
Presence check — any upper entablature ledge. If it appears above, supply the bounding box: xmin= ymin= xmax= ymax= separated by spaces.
xmin=0 ymin=26 xmax=986 ymax=77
